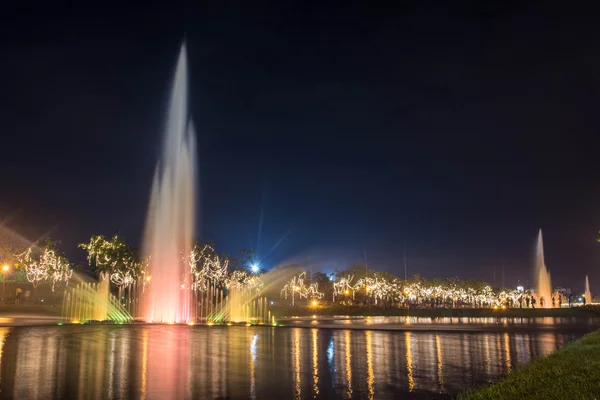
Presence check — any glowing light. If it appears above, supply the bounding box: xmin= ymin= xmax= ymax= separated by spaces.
xmin=250 ymin=263 xmax=260 ymax=273
xmin=207 ymin=322 xmax=214 ymax=326
xmin=146 ymin=276 xmax=151 ymax=282
xmin=405 ymin=331 xmax=414 ymax=392
xmin=79 ymin=235 xmax=144 ymax=288
xmin=312 ymin=300 xmax=318 ymax=306
xmin=2 ymin=265 xmax=8 ymax=272
xmin=187 ymin=322 xmax=195 ymax=326
xmin=281 ymin=272 xmax=324 ymax=306
xmin=17 ymin=246 xmax=73 ymax=291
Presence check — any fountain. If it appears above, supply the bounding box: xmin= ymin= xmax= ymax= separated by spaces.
xmin=141 ymin=42 xmax=197 ymax=323
xmin=585 ymin=275 xmax=592 ymax=305
xmin=62 ymin=273 xmax=131 ymax=323
xmin=535 ymin=229 xmax=552 ymax=308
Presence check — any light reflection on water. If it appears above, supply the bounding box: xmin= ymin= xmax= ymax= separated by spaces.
xmin=0 ymin=323 xmax=595 ymax=399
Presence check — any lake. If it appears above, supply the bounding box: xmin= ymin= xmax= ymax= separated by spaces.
xmin=0 ymin=317 xmax=598 ymax=399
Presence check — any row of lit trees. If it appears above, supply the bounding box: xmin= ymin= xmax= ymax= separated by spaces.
xmin=277 ymin=262 xmax=532 ymax=309
xmin=12 ymin=234 xmax=265 ymax=296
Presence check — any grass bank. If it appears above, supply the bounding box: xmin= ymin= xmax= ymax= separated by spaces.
xmin=270 ymin=304 xmax=600 ymax=319
xmin=459 ymin=329 xmax=600 ymax=400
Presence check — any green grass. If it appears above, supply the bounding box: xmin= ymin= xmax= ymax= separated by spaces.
xmin=459 ymin=329 xmax=600 ymax=400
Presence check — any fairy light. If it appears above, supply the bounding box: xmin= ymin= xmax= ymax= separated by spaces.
xmin=79 ymin=235 xmax=145 ymax=288
xmin=18 ymin=247 xmax=73 ymax=291
xmin=282 ymin=270 xmax=530 ymax=309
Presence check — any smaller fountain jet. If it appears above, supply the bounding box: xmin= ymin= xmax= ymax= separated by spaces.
xmin=535 ymin=229 xmax=552 ymax=308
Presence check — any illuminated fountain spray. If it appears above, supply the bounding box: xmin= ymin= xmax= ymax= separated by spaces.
xmin=142 ymin=42 xmax=197 ymax=323
xmin=585 ymin=275 xmax=592 ymax=305
xmin=62 ymin=273 xmax=131 ymax=323
xmin=535 ymin=229 xmax=552 ymax=308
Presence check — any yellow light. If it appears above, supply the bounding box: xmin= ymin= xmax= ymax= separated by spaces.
xmin=146 ymin=276 xmax=151 ymax=282
xmin=312 ymin=300 xmax=317 ymax=306
xmin=493 ymin=305 xmax=498 ymax=310
xmin=502 ymin=305 xmax=506 ymax=310
xmin=71 ymin=320 xmax=79 ymax=324
xmin=226 ymin=322 xmax=232 ymax=326
xmin=345 ymin=290 xmax=349 ymax=295
xmin=207 ymin=322 xmax=214 ymax=326
xmin=2 ymin=265 xmax=8 ymax=272
xmin=187 ymin=322 xmax=195 ymax=326
xmin=245 ymin=323 xmax=252 ymax=327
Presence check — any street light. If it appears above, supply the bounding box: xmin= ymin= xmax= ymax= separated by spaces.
xmin=2 ymin=265 xmax=9 ymax=304
xmin=250 ymin=263 xmax=260 ymax=274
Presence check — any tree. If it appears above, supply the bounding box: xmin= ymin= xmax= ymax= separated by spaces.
xmin=17 ymin=241 xmax=73 ymax=291
xmin=336 ymin=262 xmax=372 ymax=281
xmin=312 ymin=272 xmax=333 ymax=301
xmin=79 ymin=235 xmax=142 ymax=286
xmin=224 ymin=248 xmax=257 ymax=273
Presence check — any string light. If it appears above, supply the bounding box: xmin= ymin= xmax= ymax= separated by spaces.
xmin=18 ymin=247 xmax=73 ymax=291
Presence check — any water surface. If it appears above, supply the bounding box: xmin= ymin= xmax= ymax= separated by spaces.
xmin=0 ymin=320 xmax=596 ymax=399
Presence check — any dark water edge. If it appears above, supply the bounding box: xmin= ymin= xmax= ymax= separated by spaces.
xmin=0 ymin=319 xmax=598 ymax=399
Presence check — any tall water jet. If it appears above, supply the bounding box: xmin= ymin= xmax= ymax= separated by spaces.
xmin=142 ymin=42 xmax=197 ymax=323
xmin=535 ymin=229 xmax=552 ymax=308
xmin=585 ymin=275 xmax=592 ymax=305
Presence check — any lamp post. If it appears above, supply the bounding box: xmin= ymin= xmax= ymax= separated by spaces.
xmin=2 ymin=265 xmax=9 ymax=304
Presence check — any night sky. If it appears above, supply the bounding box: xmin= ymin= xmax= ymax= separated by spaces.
xmin=1 ymin=2 xmax=599 ymax=292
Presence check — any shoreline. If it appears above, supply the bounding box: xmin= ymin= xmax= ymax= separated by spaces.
xmin=459 ymin=328 xmax=600 ymax=399
xmin=271 ymin=305 xmax=600 ymax=319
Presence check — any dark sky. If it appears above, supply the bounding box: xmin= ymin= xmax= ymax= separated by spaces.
xmin=1 ymin=1 xmax=599 ymax=292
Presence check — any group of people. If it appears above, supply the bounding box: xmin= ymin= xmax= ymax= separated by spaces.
xmin=516 ymin=293 xmax=582 ymax=308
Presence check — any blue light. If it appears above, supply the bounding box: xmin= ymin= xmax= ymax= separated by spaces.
xmin=251 ymin=263 xmax=260 ymax=273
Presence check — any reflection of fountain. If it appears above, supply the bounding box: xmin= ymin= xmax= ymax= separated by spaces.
xmin=585 ymin=275 xmax=592 ymax=305
xmin=535 ymin=229 xmax=552 ymax=308
xmin=141 ymin=42 xmax=196 ymax=323
xmin=62 ymin=272 xmax=131 ymax=323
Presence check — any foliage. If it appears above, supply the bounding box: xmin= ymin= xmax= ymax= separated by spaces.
xmin=281 ymin=271 xmax=324 ymax=305
xmin=79 ymin=235 xmax=143 ymax=287
xmin=16 ymin=242 xmax=73 ymax=291
xmin=312 ymin=272 xmax=333 ymax=300
xmin=223 ymin=248 xmax=257 ymax=272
